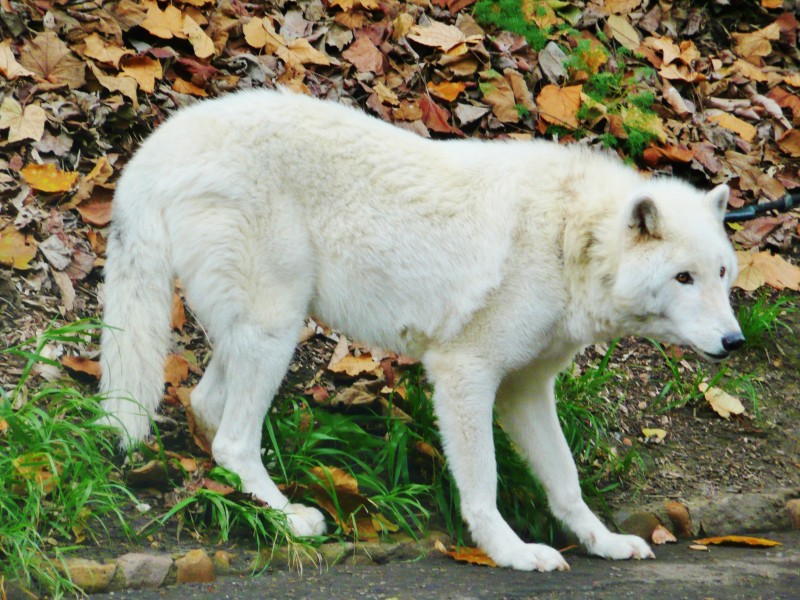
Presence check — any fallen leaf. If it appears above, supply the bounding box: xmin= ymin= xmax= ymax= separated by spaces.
xmin=20 ymin=31 xmax=86 ymax=89
xmin=777 ymin=129 xmax=800 ymax=157
xmin=0 ymin=40 xmax=35 ymax=79
xmin=182 ymin=14 xmax=215 ymax=59
xmin=709 ymin=112 xmax=757 ymax=142
xmin=76 ymin=199 xmax=113 ymax=227
xmin=62 ymin=356 xmax=101 ymax=379
xmin=172 ymin=292 xmax=187 ymax=330
xmin=605 ymin=15 xmax=641 ymax=51
xmin=642 ymin=144 xmax=694 ymax=166
xmin=141 ymin=4 xmax=184 ymax=39
xmin=642 ymin=427 xmax=667 ymax=441
xmin=732 ymin=22 xmax=781 ymax=61
xmin=89 ymin=63 xmax=139 ymax=106
xmin=276 ymin=38 xmax=332 ymax=69
xmin=689 ymin=544 xmax=709 ymax=551
xmin=652 ymin=524 xmax=677 ymax=545
xmin=434 ymin=539 xmax=497 ymax=567
xmin=173 ymin=77 xmax=207 ymax=96
xmin=82 ymin=33 xmax=133 ymax=68
xmin=418 ymin=96 xmax=463 ymax=135
xmin=121 ymin=56 xmax=163 ymax=94
xmin=20 ymin=163 xmax=79 ymax=193
xmin=0 ymin=97 xmax=46 ymax=143
xmin=604 ymin=0 xmax=642 ymax=14
xmin=0 ymin=227 xmax=37 ymax=270
xmin=408 ymin=21 xmax=469 ymax=53
xmin=698 ymin=382 xmax=745 ymax=419
xmin=342 ymin=37 xmax=383 ymax=74
xmin=735 ymin=250 xmax=800 ymax=291
xmin=13 ymin=452 xmax=61 ymax=495
xmin=328 ymin=353 xmax=382 ymax=378
xmin=427 ymin=80 xmax=466 ymax=103
xmin=480 ymin=71 xmax=519 ymax=123
xmin=164 ymin=354 xmax=190 ymax=386
xmin=306 ymin=465 xmax=377 ymax=536
xmin=537 ymin=84 xmax=582 ymax=129
xmin=693 ymin=535 xmax=782 ymax=548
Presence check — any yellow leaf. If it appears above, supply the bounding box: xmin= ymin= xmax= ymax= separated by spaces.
xmin=641 ymin=428 xmax=667 ymax=441
xmin=709 ymin=112 xmax=757 ymax=142
xmin=173 ymin=77 xmax=207 ymax=96
xmin=427 ymin=80 xmax=466 ymax=103
xmin=62 ymin=356 xmax=101 ymax=379
xmin=121 ymin=56 xmax=163 ymax=94
xmin=693 ymin=535 xmax=782 ymax=547
xmin=785 ymin=73 xmax=800 ymax=87
xmin=761 ymin=0 xmax=782 ymax=7
xmin=82 ymin=33 xmax=133 ymax=68
xmin=276 ymin=38 xmax=331 ymax=69
xmin=606 ymin=14 xmax=641 ymax=51
xmin=89 ymin=63 xmax=138 ymax=107
xmin=182 ymin=14 xmax=215 ymax=59
xmin=604 ymin=0 xmax=642 ymax=14
xmin=0 ymin=39 xmax=35 ymax=79
xmin=537 ymin=84 xmax=582 ymax=129
xmin=0 ymin=97 xmax=46 ymax=143
xmin=698 ymin=382 xmax=745 ymax=419
xmin=327 ymin=353 xmax=382 ymax=378
xmin=20 ymin=163 xmax=79 ymax=193
xmin=0 ymin=226 xmax=37 ymax=270
xmin=435 ymin=539 xmax=498 ymax=567
xmin=140 ymin=4 xmax=184 ymax=39
xmin=164 ymin=354 xmax=190 ymax=387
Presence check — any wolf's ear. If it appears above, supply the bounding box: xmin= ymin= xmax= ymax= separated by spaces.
xmin=629 ymin=196 xmax=660 ymax=239
xmin=705 ymin=184 xmax=729 ymax=222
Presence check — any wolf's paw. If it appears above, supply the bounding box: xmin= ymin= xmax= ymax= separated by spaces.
xmin=284 ymin=503 xmax=327 ymax=537
xmin=489 ymin=542 xmax=570 ymax=572
xmin=586 ymin=532 xmax=655 ymax=560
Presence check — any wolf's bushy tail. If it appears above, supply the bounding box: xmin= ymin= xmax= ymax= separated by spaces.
xmin=100 ymin=189 xmax=173 ymax=447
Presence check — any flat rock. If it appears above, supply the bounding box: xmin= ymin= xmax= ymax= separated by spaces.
xmin=112 ymin=552 xmax=173 ymax=590
xmin=58 ymin=558 xmax=116 ymax=594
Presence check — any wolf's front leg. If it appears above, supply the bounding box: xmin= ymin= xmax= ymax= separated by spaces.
xmin=423 ymin=351 xmax=569 ymax=572
xmin=497 ymin=365 xmax=654 ymax=561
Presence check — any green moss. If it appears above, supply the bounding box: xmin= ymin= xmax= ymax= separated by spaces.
xmin=473 ymin=0 xmax=550 ymax=51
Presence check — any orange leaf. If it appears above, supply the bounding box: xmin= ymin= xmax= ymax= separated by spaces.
xmin=77 ymin=199 xmax=113 ymax=227
xmin=777 ymin=129 xmax=800 ymax=157
xmin=121 ymin=56 xmax=163 ymax=94
xmin=20 ymin=163 xmax=79 ymax=193
xmin=427 ymin=81 xmax=466 ymax=102
xmin=693 ymin=535 xmax=782 ymax=547
xmin=171 ymin=292 xmax=187 ymax=330
xmin=434 ymin=539 xmax=497 ymax=567
xmin=173 ymin=77 xmax=207 ymax=96
xmin=62 ymin=356 xmax=101 ymax=379
xmin=536 ymin=84 xmax=582 ymax=129
xmin=164 ymin=354 xmax=190 ymax=386
xmin=642 ymin=144 xmax=694 ymax=166
xmin=709 ymin=113 xmax=757 ymax=142
xmin=0 ymin=226 xmax=37 ymax=270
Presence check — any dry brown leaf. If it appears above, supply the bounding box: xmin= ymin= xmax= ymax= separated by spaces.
xmin=182 ymin=14 xmax=215 ymax=59
xmin=164 ymin=354 xmax=190 ymax=387
xmin=76 ymin=200 xmax=113 ymax=227
xmin=330 ymin=0 xmax=380 ymax=11
xmin=604 ymin=0 xmax=642 ymax=14
xmin=658 ymin=63 xmax=705 ymax=83
xmin=121 ymin=56 xmax=163 ymax=94
xmin=777 ymin=129 xmax=800 ymax=157
xmin=419 ymin=96 xmax=463 ymax=135
xmin=698 ymin=382 xmax=745 ymax=419
xmin=141 ymin=4 xmax=184 ymax=39
xmin=689 ymin=544 xmax=709 ymax=551
xmin=735 ymin=250 xmax=800 ymax=291
xmin=732 ymin=22 xmax=780 ymax=61
xmin=427 ymin=80 xmax=466 ymax=103
xmin=307 ymin=465 xmax=374 ymax=535
xmin=89 ymin=63 xmax=139 ymax=107
xmin=605 ymin=15 xmax=641 ymax=51
xmin=82 ymin=33 xmax=133 ymax=68
xmin=0 ymin=40 xmax=35 ymax=79
xmin=642 ymin=144 xmax=694 ymax=166
xmin=276 ymin=38 xmax=331 ymax=69
xmin=536 ymin=84 xmax=582 ymax=129
xmin=0 ymin=97 xmax=46 ymax=143
xmin=504 ymin=68 xmax=536 ymax=111
xmin=709 ymin=112 xmax=757 ymax=142
xmin=693 ymin=535 xmax=782 ymax=547
xmin=785 ymin=73 xmax=800 ymax=87
xmin=173 ymin=77 xmax=207 ymax=96
xmin=652 ymin=524 xmax=677 ymax=545
xmin=408 ymin=21 xmax=470 ymax=53
xmin=328 ymin=353 xmax=382 ymax=378
xmin=0 ymin=226 xmax=37 ymax=270
xmin=20 ymin=31 xmax=86 ymax=89
xmin=20 ymin=163 xmax=79 ymax=193
xmin=342 ymin=37 xmax=383 ymax=74
xmin=172 ymin=292 xmax=187 ymax=330
xmin=62 ymin=356 xmax=101 ymax=379
xmin=434 ymin=539 xmax=497 ymax=567
xmin=480 ymin=71 xmax=519 ymax=123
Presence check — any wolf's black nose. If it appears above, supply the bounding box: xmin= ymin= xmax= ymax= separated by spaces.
xmin=722 ymin=333 xmax=745 ymax=352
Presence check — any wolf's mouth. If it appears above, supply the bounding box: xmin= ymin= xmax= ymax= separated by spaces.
xmin=699 ymin=349 xmax=729 ymax=361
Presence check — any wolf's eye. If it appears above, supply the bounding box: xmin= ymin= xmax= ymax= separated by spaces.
xmin=676 ymin=272 xmax=693 ymax=285
xmin=720 ymin=266 xmax=726 ymax=278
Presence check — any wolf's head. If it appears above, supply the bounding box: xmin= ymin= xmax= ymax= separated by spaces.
xmin=610 ymin=180 xmax=744 ymax=359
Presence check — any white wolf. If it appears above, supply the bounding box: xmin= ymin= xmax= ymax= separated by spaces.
xmin=100 ymin=89 xmax=743 ymax=571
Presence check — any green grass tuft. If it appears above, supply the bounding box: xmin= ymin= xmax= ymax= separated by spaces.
xmin=473 ymin=0 xmax=550 ymax=51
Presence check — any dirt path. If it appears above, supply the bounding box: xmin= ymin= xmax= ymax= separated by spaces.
xmin=91 ymin=530 xmax=800 ymax=599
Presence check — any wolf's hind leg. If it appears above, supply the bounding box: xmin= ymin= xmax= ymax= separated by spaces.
xmin=209 ymin=318 xmax=326 ymax=537
xmin=496 ymin=366 xmax=654 ymax=561
xmin=189 ymin=354 xmax=226 ymax=445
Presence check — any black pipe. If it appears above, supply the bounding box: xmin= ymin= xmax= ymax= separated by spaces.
xmin=725 ymin=191 xmax=799 ymax=223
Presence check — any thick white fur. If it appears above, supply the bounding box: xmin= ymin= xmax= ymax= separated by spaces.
xmin=100 ymin=89 xmax=742 ymax=568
